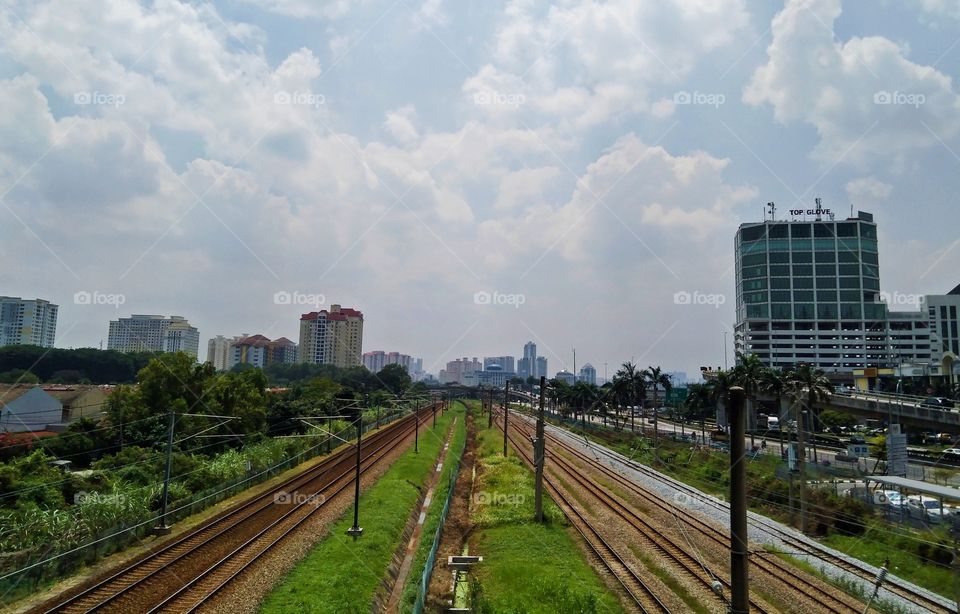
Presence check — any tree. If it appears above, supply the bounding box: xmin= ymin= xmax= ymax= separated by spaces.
xmin=612 ymin=362 xmax=646 ymax=432
xmin=760 ymin=368 xmax=787 ymax=454
xmin=785 ymin=363 xmax=833 ymax=533
xmin=708 ymin=369 xmax=736 ymax=431
xmin=685 ymin=383 xmax=713 ymax=440
xmin=643 ymin=366 xmax=671 ymax=464
xmin=732 ymin=353 xmax=765 ymax=444
xmin=375 ymin=364 xmax=412 ymax=396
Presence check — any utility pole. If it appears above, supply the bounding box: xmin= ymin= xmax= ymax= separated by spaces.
xmin=488 ymin=389 xmax=494 ymax=429
xmin=723 ymin=330 xmax=729 ymax=370
xmin=797 ymin=398 xmax=809 ymax=534
xmin=414 ymin=399 xmax=420 ymax=453
xmin=503 ymin=381 xmax=510 ymax=456
xmin=433 ymin=399 xmax=437 ymax=429
xmin=347 ymin=413 xmax=363 ymax=539
xmin=156 ymin=407 xmax=175 ymax=533
xmin=729 ymin=386 xmax=749 ymax=614
xmin=535 ymin=376 xmax=546 ymax=522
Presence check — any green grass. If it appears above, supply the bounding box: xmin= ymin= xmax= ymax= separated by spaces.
xmin=822 ymin=524 xmax=954 ymax=600
xmin=397 ymin=400 xmax=470 ymax=613
xmin=469 ymin=421 xmax=625 ymax=614
xmin=259 ymin=404 xmax=465 ymax=614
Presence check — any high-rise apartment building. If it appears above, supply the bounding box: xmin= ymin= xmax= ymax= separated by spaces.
xmin=518 ymin=341 xmax=537 ymax=378
xmin=362 ymin=350 xmax=416 ymax=373
xmin=734 ymin=209 xmax=960 ymax=375
xmin=299 ymin=304 xmax=364 ymax=368
xmin=108 ymin=315 xmax=199 ymax=358
xmin=579 ymin=363 xmax=597 ymax=385
xmin=207 ymin=335 xmax=238 ymax=371
xmin=535 ymin=356 xmax=548 ymax=379
xmin=0 ymin=297 xmax=58 ymax=348
xmin=438 ymin=357 xmax=482 ymax=384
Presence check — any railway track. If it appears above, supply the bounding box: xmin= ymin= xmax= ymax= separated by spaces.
xmin=494 ymin=418 xmax=670 ymax=613
xmin=36 ymin=406 xmax=438 ymax=614
xmin=524 ymin=412 xmax=953 ymax=614
xmin=498 ymin=414 xmax=759 ymax=613
xmin=509 ymin=416 xmax=862 ymax=614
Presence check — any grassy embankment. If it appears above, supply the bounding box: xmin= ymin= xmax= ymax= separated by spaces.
xmin=468 ymin=415 xmax=625 ymax=613
xmin=260 ymin=402 xmax=465 ymax=613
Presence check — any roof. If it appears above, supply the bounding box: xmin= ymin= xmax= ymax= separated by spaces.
xmin=867 ymin=476 xmax=960 ymax=501
xmin=949 ymin=283 xmax=960 ymax=296
xmin=300 ymin=307 xmax=363 ymax=321
xmin=271 ymin=337 xmax=295 ymax=345
xmin=0 ymin=385 xmax=44 ymax=405
xmin=236 ymin=334 xmax=271 ymax=347
xmin=42 ymin=386 xmax=103 ymax=404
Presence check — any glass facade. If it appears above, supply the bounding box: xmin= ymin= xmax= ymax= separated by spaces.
xmin=734 ymin=214 xmax=890 ymax=371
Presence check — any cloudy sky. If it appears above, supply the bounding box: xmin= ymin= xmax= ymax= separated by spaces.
xmin=1 ymin=0 xmax=959 ymax=379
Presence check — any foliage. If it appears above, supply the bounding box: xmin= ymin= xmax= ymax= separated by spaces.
xmin=0 ymin=345 xmax=156 ymax=384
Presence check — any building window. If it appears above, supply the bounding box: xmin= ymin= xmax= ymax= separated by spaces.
xmin=795 ymin=304 xmax=815 ymax=319
xmin=771 ymin=304 xmax=791 ymax=319
xmin=791 ymin=224 xmax=812 ymax=238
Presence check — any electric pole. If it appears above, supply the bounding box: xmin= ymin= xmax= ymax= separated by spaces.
xmin=347 ymin=412 xmax=363 ymax=538
xmin=729 ymin=386 xmax=749 ymax=613
xmin=503 ymin=381 xmax=509 ymax=456
xmin=414 ymin=398 xmax=420 ymax=453
xmin=157 ymin=408 xmax=175 ymax=533
xmin=488 ymin=389 xmax=494 ymax=429
xmin=535 ymin=376 xmax=546 ymax=522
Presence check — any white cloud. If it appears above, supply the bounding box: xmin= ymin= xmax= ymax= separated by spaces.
xmin=744 ymin=0 xmax=960 ymax=161
xmin=846 ymin=177 xmax=893 ymax=201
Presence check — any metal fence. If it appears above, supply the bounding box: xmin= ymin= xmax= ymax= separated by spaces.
xmin=412 ymin=423 xmax=466 ymax=614
xmin=0 ymin=410 xmax=406 ymax=605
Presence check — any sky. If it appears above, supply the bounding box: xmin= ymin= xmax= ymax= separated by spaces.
xmin=1 ymin=0 xmax=959 ymax=379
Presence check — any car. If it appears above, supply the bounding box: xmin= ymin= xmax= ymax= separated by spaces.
xmin=871 ymin=490 xmax=907 ymax=509
xmin=906 ymin=495 xmax=950 ymax=523
xmin=849 ymin=435 xmax=866 ymax=444
xmin=942 ymin=448 xmax=960 ymax=457
xmin=921 ymin=397 xmax=953 ymax=409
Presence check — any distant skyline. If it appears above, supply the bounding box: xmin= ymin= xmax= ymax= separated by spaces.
xmin=2 ymin=0 xmax=959 ymax=377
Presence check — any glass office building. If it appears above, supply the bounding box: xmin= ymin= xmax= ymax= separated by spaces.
xmin=735 ymin=208 xmax=960 ymax=376
xmin=735 ymin=211 xmax=892 ymax=372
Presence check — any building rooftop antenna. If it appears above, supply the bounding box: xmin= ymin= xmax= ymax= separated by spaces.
xmin=766 ymin=201 xmax=776 ymax=221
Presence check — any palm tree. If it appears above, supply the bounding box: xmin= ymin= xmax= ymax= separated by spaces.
xmin=571 ymin=381 xmax=599 ymax=432
xmin=685 ymin=383 xmax=713 ymax=442
xmin=760 ymin=368 xmax=787 ymax=455
xmin=644 ymin=366 xmax=672 ymax=464
xmin=708 ymin=369 xmax=736 ymax=432
xmin=732 ymin=353 xmax=765 ymax=447
xmin=785 ymin=363 xmax=833 ymax=534
xmin=613 ymin=362 xmax=646 ymax=433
